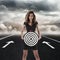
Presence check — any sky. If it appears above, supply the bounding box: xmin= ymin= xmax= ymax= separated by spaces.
xmin=0 ymin=0 xmax=59 ymax=11
xmin=0 ymin=0 xmax=60 ymax=35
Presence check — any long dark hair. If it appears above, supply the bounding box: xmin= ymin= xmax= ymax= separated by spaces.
xmin=25 ymin=10 xmax=37 ymax=24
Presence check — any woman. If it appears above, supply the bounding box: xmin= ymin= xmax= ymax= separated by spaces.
xmin=21 ymin=10 xmax=42 ymax=60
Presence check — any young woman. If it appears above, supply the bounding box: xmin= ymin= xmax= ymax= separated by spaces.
xmin=21 ymin=11 xmax=41 ymax=60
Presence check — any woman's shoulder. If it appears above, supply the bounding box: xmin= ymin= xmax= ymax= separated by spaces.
xmin=24 ymin=21 xmax=38 ymax=25
xmin=35 ymin=21 xmax=38 ymax=25
xmin=24 ymin=22 xmax=27 ymax=25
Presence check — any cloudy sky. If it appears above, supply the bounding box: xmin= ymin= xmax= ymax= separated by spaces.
xmin=0 ymin=0 xmax=60 ymax=35
xmin=0 ymin=0 xmax=60 ymax=11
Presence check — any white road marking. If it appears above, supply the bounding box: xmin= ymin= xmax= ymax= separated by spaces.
xmin=0 ymin=34 xmax=15 ymax=41
xmin=42 ymin=41 xmax=55 ymax=49
xmin=2 ymin=41 xmax=14 ymax=48
xmin=43 ymin=36 xmax=60 ymax=43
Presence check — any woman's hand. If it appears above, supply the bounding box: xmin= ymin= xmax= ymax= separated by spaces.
xmin=21 ymin=36 xmax=24 ymax=40
xmin=38 ymin=35 xmax=42 ymax=40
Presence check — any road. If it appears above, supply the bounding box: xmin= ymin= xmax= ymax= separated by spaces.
xmin=0 ymin=34 xmax=60 ymax=60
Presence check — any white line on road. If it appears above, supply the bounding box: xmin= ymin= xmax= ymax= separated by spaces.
xmin=2 ymin=41 xmax=14 ymax=48
xmin=0 ymin=34 xmax=15 ymax=41
xmin=43 ymin=36 xmax=60 ymax=43
xmin=42 ymin=41 xmax=55 ymax=49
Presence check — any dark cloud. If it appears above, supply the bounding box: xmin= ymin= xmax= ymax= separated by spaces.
xmin=0 ymin=0 xmax=58 ymax=11
xmin=0 ymin=1 xmax=16 ymax=7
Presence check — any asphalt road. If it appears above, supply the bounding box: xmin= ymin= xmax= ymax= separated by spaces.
xmin=0 ymin=34 xmax=60 ymax=60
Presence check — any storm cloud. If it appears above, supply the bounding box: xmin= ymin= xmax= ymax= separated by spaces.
xmin=0 ymin=0 xmax=58 ymax=11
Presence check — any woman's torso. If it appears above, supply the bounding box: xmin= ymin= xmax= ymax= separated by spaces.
xmin=24 ymin=21 xmax=38 ymax=32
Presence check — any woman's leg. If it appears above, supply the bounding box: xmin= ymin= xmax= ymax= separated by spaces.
xmin=33 ymin=50 xmax=40 ymax=60
xmin=22 ymin=50 xmax=28 ymax=60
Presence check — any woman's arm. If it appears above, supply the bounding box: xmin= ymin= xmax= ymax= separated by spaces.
xmin=20 ymin=25 xmax=26 ymax=40
xmin=36 ymin=24 xmax=42 ymax=40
